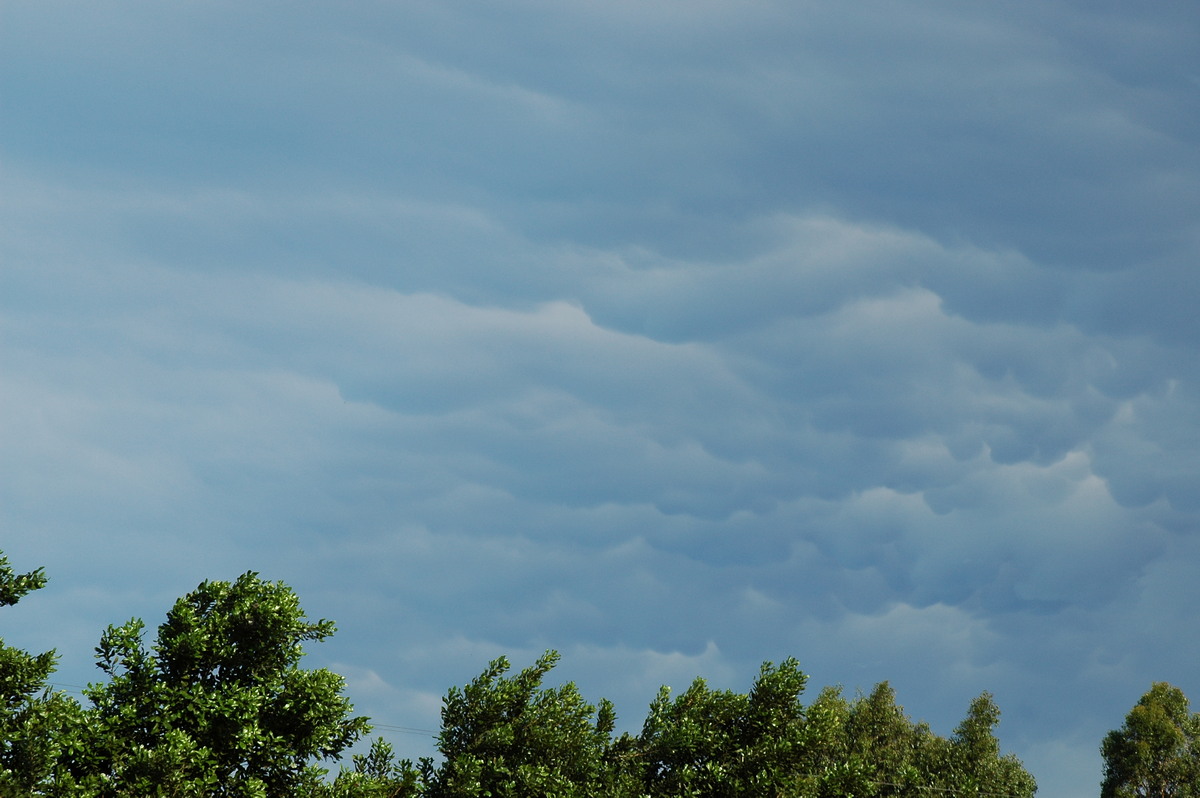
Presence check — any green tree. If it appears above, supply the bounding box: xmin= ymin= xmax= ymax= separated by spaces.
xmin=318 ymin=738 xmax=423 ymax=798
xmin=0 ymin=551 xmax=81 ymax=796
xmin=66 ymin=571 xmax=370 ymax=798
xmin=1102 ymin=682 xmax=1200 ymax=798
xmin=942 ymin=692 xmax=1037 ymax=798
xmin=340 ymin=650 xmax=1036 ymax=798
xmin=424 ymin=650 xmax=632 ymax=798
xmin=838 ymin=682 xmax=926 ymax=796
xmin=638 ymin=657 xmax=815 ymax=797
xmin=793 ymin=684 xmax=860 ymax=797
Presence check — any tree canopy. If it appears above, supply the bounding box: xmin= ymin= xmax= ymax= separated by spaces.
xmin=1102 ymin=682 xmax=1200 ymax=798
xmin=339 ymin=652 xmax=1038 ymax=798
xmin=65 ymin=571 xmax=371 ymax=798
xmin=0 ymin=550 xmax=1045 ymax=797
xmin=0 ymin=552 xmax=76 ymax=795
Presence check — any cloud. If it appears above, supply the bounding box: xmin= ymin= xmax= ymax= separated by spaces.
xmin=3 ymin=5 xmax=1199 ymax=798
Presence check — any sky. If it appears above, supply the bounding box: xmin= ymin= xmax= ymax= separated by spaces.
xmin=2 ymin=1 xmax=1199 ymax=795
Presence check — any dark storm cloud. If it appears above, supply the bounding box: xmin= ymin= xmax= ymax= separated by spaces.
xmin=2 ymin=3 xmax=1199 ymax=797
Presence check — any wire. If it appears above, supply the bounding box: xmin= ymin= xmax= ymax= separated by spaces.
xmin=369 ymin=723 xmax=438 ymax=737
xmin=46 ymin=681 xmax=88 ymax=696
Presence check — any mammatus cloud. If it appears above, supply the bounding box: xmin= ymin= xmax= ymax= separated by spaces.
xmin=2 ymin=4 xmax=1198 ymax=798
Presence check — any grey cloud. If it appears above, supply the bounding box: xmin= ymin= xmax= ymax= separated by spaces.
xmin=4 ymin=5 xmax=1200 ymax=798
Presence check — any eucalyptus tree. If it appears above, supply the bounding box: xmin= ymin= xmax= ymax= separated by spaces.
xmin=943 ymin=693 xmax=1037 ymax=798
xmin=1102 ymin=682 xmax=1200 ymax=798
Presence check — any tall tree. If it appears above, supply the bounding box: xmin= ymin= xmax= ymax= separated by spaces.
xmin=943 ymin=692 xmax=1037 ymax=798
xmin=1102 ymin=682 xmax=1200 ymax=798
xmin=66 ymin=571 xmax=370 ymax=798
xmin=841 ymin=682 xmax=927 ymax=796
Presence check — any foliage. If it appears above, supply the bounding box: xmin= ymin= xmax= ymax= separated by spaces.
xmin=1102 ymin=682 xmax=1200 ymax=798
xmin=317 ymin=739 xmax=423 ymax=798
xmin=0 ymin=551 xmax=81 ymax=796
xmin=0 ymin=554 xmax=49 ymax=608
xmin=421 ymin=650 xmax=631 ymax=798
xmin=381 ymin=653 xmax=1037 ymax=798
xmin=0 ymin=554 xmax=1041 ymax=797
xmin=638 ymin=657 xmax=813 ymax=797
xmin=944 ymin=692 xmax=1038 ymax=798
xmin=65 ymin=571 xmax=370 ymax=798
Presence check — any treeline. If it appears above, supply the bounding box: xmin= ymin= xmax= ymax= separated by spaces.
xmin=0 ymin=550 xmax=1173 ymax=797
xmin=329 ymin=652 xmax=1036 ymax=798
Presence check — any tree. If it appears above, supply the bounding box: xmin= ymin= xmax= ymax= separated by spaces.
xmin=942 ymin=692 xmax=1037 ymax=798
xmin=839 ymin=682 xmax=926 ymax=796
xmin=638 ymin=657 xmax=814 ymax=797
xmin=424 ymin=650 xmax=632 ymax=798
xmin=318 ymin=738 xmax=423 ymax=798
xmin=0 ymin=551 xmax=80 ymax=796
xmin=318 ymin=650 xmax=1035 ymax=798
xmin=1102 ymin=682 xmax=1200 ymax=798
xmin=66 ymin=571 xmax=370 ymax=798
xmin=792 ymin=684 xmax=858 ymax=797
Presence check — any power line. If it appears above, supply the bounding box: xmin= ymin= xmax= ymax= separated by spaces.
xmin=369 ymin=723 xmax=438 ymax=737
xmin=46 ymin=681 xmax=88 ymax=696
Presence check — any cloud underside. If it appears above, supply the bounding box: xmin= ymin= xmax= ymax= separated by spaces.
xmin=5 ymin=192 xmax=1194 ymax=667
xmin=2 ymin=4 xmax=1198 ymax=798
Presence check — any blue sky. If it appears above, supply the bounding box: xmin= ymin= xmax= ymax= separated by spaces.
xmin=2 ymin=2 xmax=1199 ymax=794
